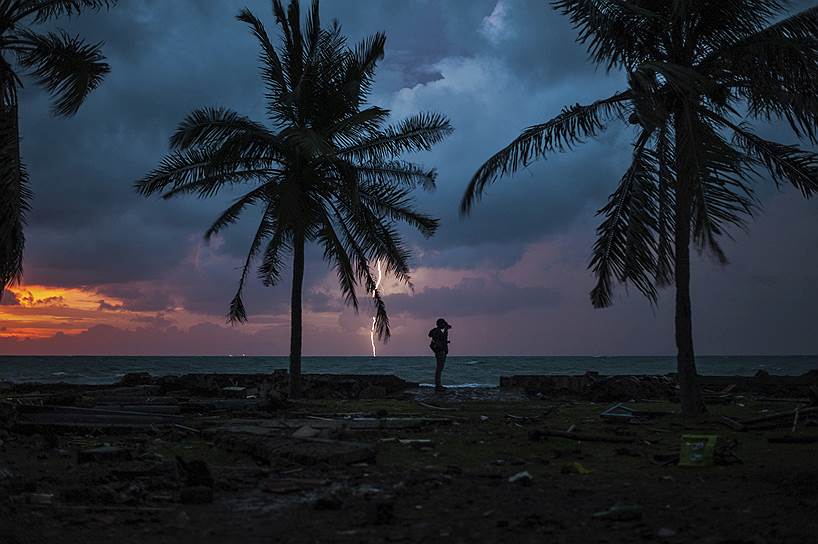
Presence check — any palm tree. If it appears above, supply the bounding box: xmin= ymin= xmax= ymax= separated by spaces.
xmin=137 ymin=0 xmax=452 ymax=398
xmin=462 ymin=1 xmax=818 ymax=415
xmin=0 ymin=0 xmax=113 ymax=299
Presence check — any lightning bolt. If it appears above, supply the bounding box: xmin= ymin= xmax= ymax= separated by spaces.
xmin=370 ymin=259 xmax=383 ymax=357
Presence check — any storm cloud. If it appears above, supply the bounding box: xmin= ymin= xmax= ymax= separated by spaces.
xmin=4 ymin=0 xmax=818 ymax=356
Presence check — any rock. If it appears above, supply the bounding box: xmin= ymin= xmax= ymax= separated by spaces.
xmin=398 ymin=439 xmax=435 ymax=448
xmin=561 ymin=462 xmax=592 ymax=475
xmin=508 ymin=470 xmax=533 ymax=485
xmin=173 ymin=510 xmax=191 ymax=528
xmin=221 ymin=386 xmax=247 ymax=398
xmin=176 ymin=457 xmax=213 ymax=487
xmin=117 ymin=372 xmax=155 ymax=387
xmin=657 ymin=528 xmax=677 ymax=538
xmin=592 ymin=504 xmax=642 ymax=521
xmin=77 ymin=446 xmax=133 ymax=464
xmin=366 ymin=498 xmax=395 ymax=525
xmin=292 ymin=426 xmax=322 ymax=439
xmin=314 ymin=493 xmax=344 ymax=510
xmin=180 ymin=485 xmax=213 ymax=504
xmin=12 ymin=493 xmax=54 ymax=505
xmin=281 ymin=438 xmax=376 ymax=465
xmin=359 ymin=386 xmax=388 ymax=399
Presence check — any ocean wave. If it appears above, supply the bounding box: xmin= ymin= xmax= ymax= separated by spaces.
xmin=459 ymin=360 xmax=483 ymax=365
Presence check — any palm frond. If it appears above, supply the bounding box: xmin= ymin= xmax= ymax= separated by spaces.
xmin=316 ymin=211 xmax=359 ymax=310
xmin=13 ymin=0 xmax=114 ymax=23
xmin=136 ymin=147 xmax=276 ymax=198
xmin=169 ymin=107 xmax=274 ymax=150
xmin=236 ymin=7 xmax=292 ymax=125
xmin=355 ymin=160 xmax=438 ymax=191
xmin=551 ymin=0 xmax=660 ymax=70
xmin=228 ymin=210 xmax=276 ymax=324
xmin=462 ymin=91 xmax=630 ymax=214
xmin=16 ymin=29 xmax=109 ymax=117
xmin=0 ymin=102 xmax=30 ymax=295
xmin=589 ymin=131 xmax=660 ymax=308
xmin=338 ymin=112 xmax=452 ymax=162
xmin=205 ymin=185 xmax=272 ymax=240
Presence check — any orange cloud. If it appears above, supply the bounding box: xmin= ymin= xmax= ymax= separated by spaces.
xmin=0 ymin=285 xmax=128 ymax=339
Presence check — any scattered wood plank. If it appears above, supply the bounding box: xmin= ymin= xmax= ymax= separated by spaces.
xmin=742 ymin=406 xmax=818 ymax=426
xmin=718 ymin=416 xmax=746 ymax=432
xmin=529 ymin=428 xmax=635 ymax=444
xmin=417 ymin=401 xmax=456 ymax=411
xmin=767 ymin=435 xmax=818 ymax=444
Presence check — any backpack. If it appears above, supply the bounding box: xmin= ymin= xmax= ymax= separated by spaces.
xmin=429 ymin=328 xmax=445 ymax=353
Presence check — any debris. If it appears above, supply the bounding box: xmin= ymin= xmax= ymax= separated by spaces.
xmin=176 ymin=457 xmax=214 ymax=487
xmin=529 ymin=429 xmax=635 ymax=444
xmin=615 ymin=447 xmax=643 ymax=457
xmin=13 ymin=404 xmax=183 ymax=433
xmin=508 ymin=470 xmax=533 ymax=485
xmin=398 ymin=439 xmax=434 ymax=448
xmin=314 ymin=493 xmax=343 ymax=510
xmin=767 ymin=435 xmax=818 ymax=444
xmin=76 ymin=446 xmax=133 ymax=464
xmin=742 ymin=406 xmax=818 ymax=427
xmin=679 ymin=434 xmax=717 ymax=467
xmin=366 ymin=498 xmax=395 ymax=525
xmin=651 ymin=453 xmax=679 ymax=466
xmin=292 ymin=426 xmax=322 ymax=439
xmin=262 ymin=478 xmax=328 ymax=494
xmin=718 ymin=416 xmax=746 ymax=432
xmin=221 ymin=386 xmax=247 ymax=398
xmin=592 ymin=504 xmax=642 ymax=521
xmin=561 ymin=462 xmax=591 ymax=475
xmin=359 ymin=385 xmax=388 ymax=399
xmin=657 ymin=527 xmax=677 ymax=538
xmin=417 ymin=401 xmax=456 ymax=411
xmin=479 ymin=415 xmax=489 ymax=422
xmin=714 ymin=438 xmax=743 ymax=465
xmin=180 ymin=485 xmax=213 ymax=504
xmin=12 ymin=493 xmax=54 ymax=505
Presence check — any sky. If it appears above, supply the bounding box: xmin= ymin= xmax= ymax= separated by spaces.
xmin=1 ymin=0 xmax=817 ymax=357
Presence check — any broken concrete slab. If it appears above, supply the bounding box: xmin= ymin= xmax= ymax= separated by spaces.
xmin=212 ymin=431 xmax=376 ymax=466
xmin=77 ymin=446 xmax=133 ymax=464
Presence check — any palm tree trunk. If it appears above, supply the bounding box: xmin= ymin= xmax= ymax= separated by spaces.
xmin=674 ymin=109 xmax=706 ymax=417
xmin=289 ymin=229 xmax=305 ymax=399
xmin=674 ymin=187 xmax=705 ymax=415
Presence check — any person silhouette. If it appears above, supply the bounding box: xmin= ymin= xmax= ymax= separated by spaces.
xmin=428 ymin=318 xmax=451 ymax=391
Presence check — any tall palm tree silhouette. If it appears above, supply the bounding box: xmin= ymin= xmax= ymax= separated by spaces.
xmin=462 ymin=1 xmax=818 ymax=415
xmin=1 ymin=0 xmax=113 ymax=298
xmin=138 ymin=0 xmax=452 ymax=397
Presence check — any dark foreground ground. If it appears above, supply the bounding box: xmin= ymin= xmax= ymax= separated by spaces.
xmin=1 ymin=373 xmax=817 ymax=544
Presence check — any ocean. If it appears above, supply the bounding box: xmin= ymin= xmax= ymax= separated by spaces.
xmin=0 ymin=355 xmax=816 ymax=387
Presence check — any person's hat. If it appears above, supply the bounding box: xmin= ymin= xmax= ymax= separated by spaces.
xmin=436 ymin=318 xmax=451 ymax=329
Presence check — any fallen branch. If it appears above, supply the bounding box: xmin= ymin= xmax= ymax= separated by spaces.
xmin=718 ymin=416 xmax=746 ymax=432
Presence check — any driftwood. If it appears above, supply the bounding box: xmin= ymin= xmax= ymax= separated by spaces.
xmin=718 ymin=416 xmax=746 ymax=432
xmin=741 ymin=406 xmax=818 ymax=426
xmin=767 ymin=435 xmax=818 ymax=444
xmin=529 ymin=428 xmax=635 ymax=444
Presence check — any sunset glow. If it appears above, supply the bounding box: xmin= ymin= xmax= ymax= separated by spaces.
xmin=1 ymin=284 xmax=126 ymax=339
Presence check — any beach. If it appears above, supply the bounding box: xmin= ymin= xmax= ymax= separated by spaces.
xmin=1 ymin=370 xmax=817 ymax=543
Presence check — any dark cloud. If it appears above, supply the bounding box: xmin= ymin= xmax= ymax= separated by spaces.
xmin=389 ymin=276 xmax=560 ymax=318
xmin=7 ymin=0 xmax=818 ymax=356
xmin=0 ymin=291 xmax=20 ymax=306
